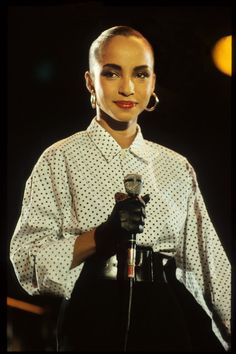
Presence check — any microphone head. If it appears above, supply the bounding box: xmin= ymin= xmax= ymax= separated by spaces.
xmin=124 ymin=174 xmax=143 ymax=196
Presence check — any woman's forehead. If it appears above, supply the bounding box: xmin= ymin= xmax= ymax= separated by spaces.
xmin=99 ymin=35 xmax=154 ymax=67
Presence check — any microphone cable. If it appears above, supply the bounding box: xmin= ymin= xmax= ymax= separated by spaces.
xmin=123 ymin=234 xmax=136 ymax=352
xmin=124 ymin=276 xmax=134 ymax=352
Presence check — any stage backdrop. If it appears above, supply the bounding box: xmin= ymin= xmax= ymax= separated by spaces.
xmin=7 ymin=3 xmax=231 ymax=351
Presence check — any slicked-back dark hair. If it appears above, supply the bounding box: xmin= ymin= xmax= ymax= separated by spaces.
xmin=89 ymin=25 xmax=154 ymax=72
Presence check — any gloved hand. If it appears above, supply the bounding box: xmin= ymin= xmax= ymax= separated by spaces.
xmin=94 ymin=194 xmax=150 ymax=259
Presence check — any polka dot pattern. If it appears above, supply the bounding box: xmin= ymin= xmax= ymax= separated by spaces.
xmin=10 ymin=117 xmax=231 ymax=348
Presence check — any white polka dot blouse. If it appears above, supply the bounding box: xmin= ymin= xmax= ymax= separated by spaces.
xmin=10 ymin=117 xmax=231 ymax=350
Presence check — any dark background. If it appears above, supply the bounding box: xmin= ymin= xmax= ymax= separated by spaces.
xmin=6 ymin=2 xmax=231 ymax=351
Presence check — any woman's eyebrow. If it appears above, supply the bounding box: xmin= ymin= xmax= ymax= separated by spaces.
xmin=102 ymin=64 xmax=121 ymax=70
xmin=102 ymin=64 xmax=151 ymax=71
xmin=133 ymin=65 xmax=151 ymax=71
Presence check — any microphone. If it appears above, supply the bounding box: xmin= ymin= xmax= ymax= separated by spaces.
xmin=124 ymin=174 xmax=143 ymax=279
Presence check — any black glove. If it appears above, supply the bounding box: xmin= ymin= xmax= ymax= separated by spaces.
xmin=94 ymin=194 xmax=150 ymax=259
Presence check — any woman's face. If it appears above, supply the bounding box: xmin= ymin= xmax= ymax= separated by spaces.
xmin=86 ymin=35 xmax=156 ymax=123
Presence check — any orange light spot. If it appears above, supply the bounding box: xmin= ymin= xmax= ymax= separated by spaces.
xmin=7 ymin=297 xmax=45 ymax=315
xmin=212 ymin=35 xmax=232 ymax=77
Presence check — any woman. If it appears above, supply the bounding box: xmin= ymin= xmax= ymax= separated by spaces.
xmin=10 ymin=26 xmax=231 ymax=352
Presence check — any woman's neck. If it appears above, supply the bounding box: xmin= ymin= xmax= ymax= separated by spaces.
xmin=96 ymin=112 xmax=138 ymax=149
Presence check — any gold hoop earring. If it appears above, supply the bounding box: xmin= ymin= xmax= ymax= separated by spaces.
xmin=145 ymin=92 xmax=159 ymax=112
xmin=90 ymin=90 xmax=97 ymax=109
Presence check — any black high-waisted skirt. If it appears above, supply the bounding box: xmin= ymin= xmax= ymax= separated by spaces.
xmin=56 ymin=250 xmax=224 ymax=352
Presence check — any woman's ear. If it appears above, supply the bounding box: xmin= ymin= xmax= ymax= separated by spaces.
xmin=84 ymin=71 xmax=95 ymax=93
xmin=152 ymin=72 xmax=156 ymax=92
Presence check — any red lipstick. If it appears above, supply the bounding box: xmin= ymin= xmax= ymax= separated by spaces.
xmin=114 ymin=101 xmax=137 ymax=109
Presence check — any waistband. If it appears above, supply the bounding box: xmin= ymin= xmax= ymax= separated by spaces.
xmin=80 ymin=246 xmax=167 ymax=283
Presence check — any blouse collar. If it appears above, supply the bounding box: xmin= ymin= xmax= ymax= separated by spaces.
xmin=86 ymin=117 xmax=153 ymax=164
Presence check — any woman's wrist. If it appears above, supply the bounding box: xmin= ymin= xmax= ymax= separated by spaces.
xmin=70 ymin=229 xmax=96 ymax=269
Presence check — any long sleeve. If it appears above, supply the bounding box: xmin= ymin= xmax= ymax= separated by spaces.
xmin=10 ymin=117 xmax=232 ymax=339
xmin=10 ymin=147 xmax=84 ymax=298
xmin=175 ymin=164 xmax=231 ymax=350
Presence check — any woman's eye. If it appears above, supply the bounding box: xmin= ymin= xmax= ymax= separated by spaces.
xmin=101 ymin=71 xmax=119 ymax=78
xmin=136 ymin=72 xmax=150 ymax=79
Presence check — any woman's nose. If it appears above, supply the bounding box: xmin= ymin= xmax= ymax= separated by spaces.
xmin=118 ymin=77 xmax=134 ymax=96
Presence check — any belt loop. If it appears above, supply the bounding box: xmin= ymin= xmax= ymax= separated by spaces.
xmin=152 ymin=252 xmax=166 ymax=284
xmin=135 ymin=246 xmax=155 ymax=282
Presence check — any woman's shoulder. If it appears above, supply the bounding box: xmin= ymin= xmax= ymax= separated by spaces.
xmin=42 ymin=129 xmax=88 ymax=156
xmin=32 ymin=129 xmax=89 ymax=169
xmin=144 ymin=139 xmax=196 ymax=181
xmin=144 ymin=139 xmax=190 ymax=166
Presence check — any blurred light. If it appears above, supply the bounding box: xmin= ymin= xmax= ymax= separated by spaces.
xmin=7 ymin=297 xmax=45 ymax=315
xmin=34 ymin=60 xmax=55 ymax=82
xmin=212 ymin=35 xmax=232 ymax=77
